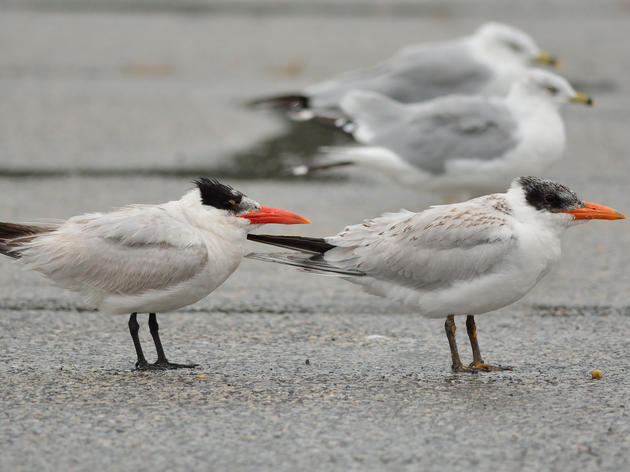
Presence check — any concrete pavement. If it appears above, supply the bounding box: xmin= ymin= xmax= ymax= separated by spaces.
xmin=0 ymin=2 xmax=629 ymax=471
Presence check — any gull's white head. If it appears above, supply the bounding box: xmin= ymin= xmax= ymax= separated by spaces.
xmin=474 ymin=22 xmax=556 ymax=67
xmin=184 ymin=178 xmax=310 ymax=231
xmin=510 ymin=69 xmax=593 ymax=108
xmin=507 ymin=176 xmax=624 ymax=229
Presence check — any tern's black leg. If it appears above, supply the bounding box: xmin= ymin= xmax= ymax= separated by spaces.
xmin=465 ymin=315 xmax=513 ymax=372
xmin=148 ymin=313 xmax=168 ymax=363
xmin=147 ymin=313 xmax=198 ymax=370
xmin=128 ymin=313 xmax=149 ymax=369
xmin=445 ymin=315 xmax=470 ymax=372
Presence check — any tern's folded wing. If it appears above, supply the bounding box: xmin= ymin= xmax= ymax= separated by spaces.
xmin=325 ymin=199 xmax=516 ymax=290
xmin=18 ymin=206 xmax=209 ymax=296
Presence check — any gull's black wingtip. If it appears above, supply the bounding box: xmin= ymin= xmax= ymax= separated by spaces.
xmin=247 ymin=94 xmax=310 ymax=111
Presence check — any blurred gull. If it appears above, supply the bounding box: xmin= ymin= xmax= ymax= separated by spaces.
xmin=295 ymin=69 xmax=593 ymax=200
xmin=251 ymin=22 xmax=558 ymax=119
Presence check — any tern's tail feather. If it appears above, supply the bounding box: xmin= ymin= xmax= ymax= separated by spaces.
xmin=246 ymin=234 xmax=365 ymax=277
xmin=0 ymin=222 xmax=56 ymax=258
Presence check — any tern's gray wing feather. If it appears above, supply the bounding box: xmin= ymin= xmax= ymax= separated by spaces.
xmin=343 ymin=91 xmax=519 ymax=175
xmin=325 ymin=197 xmax=516 ymax=290
xmin=18 ymin=206 xmax=208 ymax=296
xmin=307 ymin=39 xmax=491 ymax=109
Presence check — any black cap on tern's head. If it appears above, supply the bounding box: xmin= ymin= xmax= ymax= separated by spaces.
xmin=518 ymin=176 xmax=583 ymax=213
xmin=193 ymin=177 xmax=311 ymax=225
xmin=194 ymin=178 xmax=245 ymax=212
xmin=516 ymin=176 xmax=625 ymax=220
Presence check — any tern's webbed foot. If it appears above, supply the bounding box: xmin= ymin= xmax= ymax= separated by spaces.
xmin=154 ymin=360 xmax=199 ymax=370
xmin=468 ymin=361 xmax=514 ymax=372
xmin=451 ymin=362 xmax=474 ymax=373
xmin=135 ymin=360 xmax=199 ymax=371
xmin=450 ymin=361 xmax=514 ymax=373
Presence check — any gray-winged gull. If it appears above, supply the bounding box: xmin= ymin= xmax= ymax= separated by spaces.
xmin=294 ymin=69 xmax=592 ymax=200
xmin=251 ymin=22 xmax=558 ymax=119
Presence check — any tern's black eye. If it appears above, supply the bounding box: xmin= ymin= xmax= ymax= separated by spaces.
xmin=544 ymin=194 xmax=559 ymax=204
xmin=546 ymin=86 xmax=558 ymax=95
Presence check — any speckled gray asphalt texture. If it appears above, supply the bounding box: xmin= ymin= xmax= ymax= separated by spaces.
xmin=1 ymin=2 xmax=629 ymax=471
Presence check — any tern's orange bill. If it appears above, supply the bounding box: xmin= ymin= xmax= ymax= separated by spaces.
xmin=238 ymin=206 xmax=311 ymax=225
xmin=562 ymin=201 xmax=625 ymax=220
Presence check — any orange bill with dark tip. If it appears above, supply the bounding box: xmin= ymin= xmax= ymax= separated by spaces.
xmin=562 ymin=201 xmax=625 ymax=220
xmin=238 ymin=206 xmax=311 ymax=225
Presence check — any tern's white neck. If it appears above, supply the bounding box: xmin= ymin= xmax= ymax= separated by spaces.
xmin=177 ymin=190 xmax=250 ymax=240
xmin=505 ymin=184 xmax=574 ymax=236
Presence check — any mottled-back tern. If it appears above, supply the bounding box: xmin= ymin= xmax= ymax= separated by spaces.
xmin=247 ymin=177 xmax=624 ymax=372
